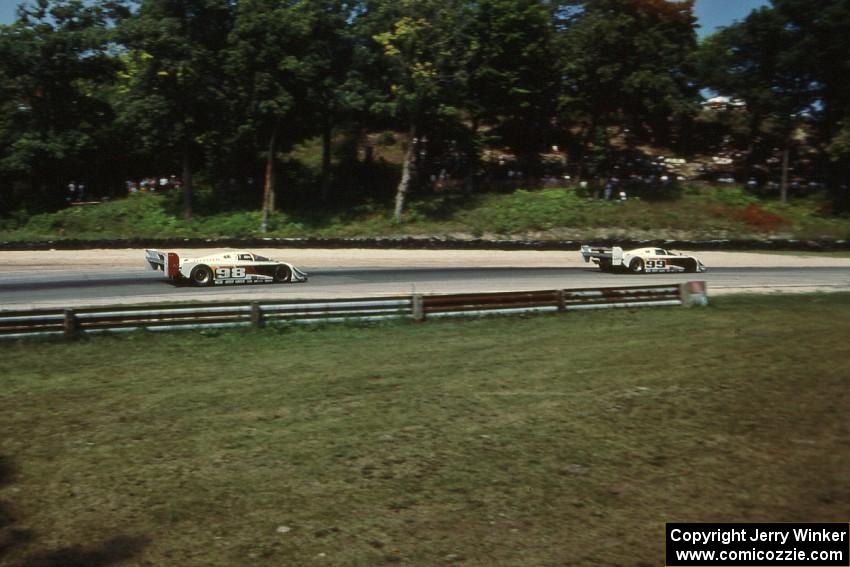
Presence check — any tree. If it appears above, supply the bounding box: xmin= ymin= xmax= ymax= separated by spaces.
xmin=117 ymin=0 xmax=233 ymax=218
xmin=466 ymin=0 xmax=559 ymax=177
xmin=299 ymin=0 xmax=363 ymax=203
xmin=771 ymin=0 xmax=850 ymax=207
xmin=227 ymin=0 xmax=316 ymax=231
xmin=369 ymin=0 xmax=472 ymax=222
xmin=559 ymin=0 xmax=698 ymax=178
xmin=228 ymin=0 xmax=365 ymax=229
xmin=696 ymin=6 xmax=816 ymax=203
xmin=0 ymin=0 xmax=127 ymax=210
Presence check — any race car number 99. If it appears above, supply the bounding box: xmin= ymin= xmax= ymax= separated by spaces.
xmin=216 ymin=267 xmax=247 ymax=278
xmin=645 ymin=260 xmax=666 ymax=269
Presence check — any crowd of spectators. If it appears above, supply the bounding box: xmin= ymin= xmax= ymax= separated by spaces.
xmin=126 ymin=175 xmax=181 ymax=194
xmin=65 ymin=175 xmax=182 ymax=205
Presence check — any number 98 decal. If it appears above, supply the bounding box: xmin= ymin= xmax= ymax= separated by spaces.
xmin=645 ymin=260 xmax=667 ymax=269
xmin=215 ymin=267 xmax=247 ymax=279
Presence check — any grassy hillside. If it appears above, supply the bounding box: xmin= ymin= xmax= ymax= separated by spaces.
xmin=1 ymin=185 xmax=849 ymax=242
xmin=1 ymin=294 xmax=848 ymax=566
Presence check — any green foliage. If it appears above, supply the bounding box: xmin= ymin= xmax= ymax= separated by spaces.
xmin=0 ymin=0 xmax=128 ymax=207
xmin=116 ymin=0 xmax=234 ymax=217
xmin=370 ymin=1 xmax=466 ymax=122
xmin=18 ymin=192 xmax=181 ymax=238
xmin=466 ymin=0 xmax=559 ymax=166
xmin=695 ymin=8 xmax=800 ymax=119
xmin=1 ymin=0 xmax=849 ymax=217
xmin=4 ymin=186 xmax=850 ymax=241
xmin=710 ymin=187 xmax=760 ymax=207
xmin=694 ymin=0 xmax=850 ymax=206
xmin=560 ymin=0 xmax=699 ymax=146
xmin=465 ymin=188 xmax=588 ymax=233
xmin=227 ymin=0 xmax=318 ymax=138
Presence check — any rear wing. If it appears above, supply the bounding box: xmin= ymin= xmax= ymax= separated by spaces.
xmin=145 ymin=249 xmax=180 ymax=278
xmin=580 ymin=245 xmax=624 ymax=266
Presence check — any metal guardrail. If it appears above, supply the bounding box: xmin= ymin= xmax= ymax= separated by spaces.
xmin=0 ymin=282 xmax=707 ymax=339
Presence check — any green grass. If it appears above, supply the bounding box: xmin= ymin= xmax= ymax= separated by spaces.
xmin=2 ymin=186 xmax=850 ymax=242
xmin=1 ymin=294 xmax=849 ymax=566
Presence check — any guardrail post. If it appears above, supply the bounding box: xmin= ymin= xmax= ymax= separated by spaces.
xmin=678 ymin=283 xmax=691 ymax=307
xmin=688 ymin=281 xmax=708 ymax=306
xmin=63 ymin=309 xmax=78 ymax=338
xmin=412 ymin=294 xmax=424 ymax=322
xmin=556 ymin=289 xmax=566 ymax=312
xmin=250 ymin=302 xmax=264 ymax=328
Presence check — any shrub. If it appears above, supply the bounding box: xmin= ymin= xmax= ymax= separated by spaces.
xmin=711 ymin=187 xmax=759 ymax=207
xmin=738 ymin=204 xmax=788 ymax=230
xmin=711 ymin=203 xmax=788 ymax=231
xmin=463 ymin=188 xmax=586 ymax=233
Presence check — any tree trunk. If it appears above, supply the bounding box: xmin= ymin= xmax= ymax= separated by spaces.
xmin=576 ymin=115 xmax=597 ymax=183
xmin=181 ymin=145 xmax=193 ymax=219
xmin=261 ymin=124 xmax=278 ymax=233
xmin=780 ymin=135 xmax=790 ymax=205
xmin=464 ymin=117 xmax=480 ymax=194
xmin=320 ymin=120 xmax=332 ymax=202
xmin=393 ymin=123 xmax=416 ymax=224
xmin=746 ymin=111 xmax=761 ymax=158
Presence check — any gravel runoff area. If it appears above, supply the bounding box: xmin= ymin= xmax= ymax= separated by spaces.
xmin=2 ymin=248 xmax=850 ymax=272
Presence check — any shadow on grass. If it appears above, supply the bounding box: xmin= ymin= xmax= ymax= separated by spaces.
xmin=0 ymin=455 xmax=149 ymax=567
xmin=15 ymin=535 xmax=149 ymax=567
xmin=0 ymin=456 xmax=33 ymax=558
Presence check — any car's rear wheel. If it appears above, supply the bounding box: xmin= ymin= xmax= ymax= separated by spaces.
xmin=190 ymin=265 xmax=213 ymax=286
xmin=273 ymin=265 xmax=292 ymax=283
xmin=629 ymin=258 xmax=645 ymax=274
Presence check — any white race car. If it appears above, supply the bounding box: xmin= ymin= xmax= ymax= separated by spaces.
xmin=581 ymin=245 xmax=707 ymax=274
xmin=145 ymin=249 xmax=308 ymax=286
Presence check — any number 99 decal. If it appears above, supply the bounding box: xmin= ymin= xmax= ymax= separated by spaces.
xmin=645 ymin=260 xmax=667 ymax=269
xmin=215 ymin=267 xmax=247 ymax=279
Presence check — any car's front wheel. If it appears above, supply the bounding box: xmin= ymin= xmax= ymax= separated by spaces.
xmin=629 ymin=258 xmax=645 ymax=274
xmin=190 ymin=265 xmax=213 ymax=286
xmin=273 ymin=265 xmax=292 ymax=283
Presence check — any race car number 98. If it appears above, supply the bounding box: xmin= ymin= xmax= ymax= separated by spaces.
xmin=216 ymin=267 xmax=247 ymax=278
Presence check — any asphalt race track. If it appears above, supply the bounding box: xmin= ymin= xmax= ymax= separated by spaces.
xmin=1 ymin=265 xmax=849 ymax=309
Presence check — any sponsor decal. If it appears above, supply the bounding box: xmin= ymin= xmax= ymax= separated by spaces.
xmin=215 ymin=267 xmax=247 ymax=279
